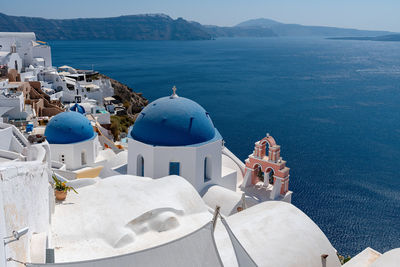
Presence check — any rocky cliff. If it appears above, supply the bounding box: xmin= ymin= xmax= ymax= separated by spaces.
xmin=99 ymin=74 xmax=148 ymax=117
xmin=0 ymin=13 xmax=211 ymax=40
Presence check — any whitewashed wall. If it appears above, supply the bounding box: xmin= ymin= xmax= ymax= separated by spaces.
xmin=5 ymin=53 xmax=23 ymax=73
xmin=0 ymin=33 xmax=35 ymax=68
xmin=0 ymin=161 xmax=50 ymax=267
xmin=49 ymin=137 xmax=98 ymax=171
xmin=0 ymin=93 xmax=25 ymax=120
xmin=128 ymin=139 xmax=236 ymax=193
xmin=92 ymin=79 xmax=114 ymax=99
xmin=20 ymin=71 xmax=37 ymax=82
xmin=0 ymin=127 xmax=12 ymax=150
xmin=32 ymin=46 xmax=52 ymax=68
xmin=0 ymin=183 xmax=7 ymax=267
xmin=128 ymin=139 xmax=155 ymax=177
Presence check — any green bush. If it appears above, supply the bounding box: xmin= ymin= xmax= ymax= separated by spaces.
xmin=110 ymin=115 xmax=135 ymax=140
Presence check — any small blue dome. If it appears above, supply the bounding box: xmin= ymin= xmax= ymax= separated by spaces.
xmin=45 ymin=112 xmax=95 ymax=144
xmin=70 ymin=103 xmax=86 ymax=114
xmin=131 ymin=96 xmax=217 ymax=146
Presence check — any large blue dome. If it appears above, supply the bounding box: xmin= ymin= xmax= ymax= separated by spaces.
xmin=45 ymin=111 xmax=95 ymax=144
xmin=131 ymin=96 xmax=218 ymax=146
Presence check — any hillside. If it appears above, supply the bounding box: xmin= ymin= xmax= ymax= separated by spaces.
xmin=0 ymin=13 xmax=211 ymax=40
xmin=235 ymin=18 xmax=394 ymax=37
xmin=0 ymin=13 xmax=395 ymax=40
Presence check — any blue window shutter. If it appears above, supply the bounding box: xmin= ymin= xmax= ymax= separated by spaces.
xmin=169 ymin=162 xmax=180 ymax=175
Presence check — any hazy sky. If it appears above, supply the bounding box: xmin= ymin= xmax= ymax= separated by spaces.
xmin=3 ymin=0 xmax=400 ymax=31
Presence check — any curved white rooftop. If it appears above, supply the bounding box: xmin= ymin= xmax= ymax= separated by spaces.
xmin=342 ymin=247 xmax=381 ymax=267
xmin=371 ymin=248 xmax=400 ymax=267
xmin=214 ymin=201 xmax=341 ymax=267
xmin=202 ymin=185 xmax=243 ymax=216
xmin=51 ymin=175 xmax=212 ymax=262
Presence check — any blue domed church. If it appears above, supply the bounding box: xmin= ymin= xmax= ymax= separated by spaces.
xmin=128 ymin=89 xmax=237 ymax=193
xmin=45 ymin=111 xmax=100 ymax=170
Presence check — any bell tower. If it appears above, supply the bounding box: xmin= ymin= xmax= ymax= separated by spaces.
xmin=242 ymin=134 xmax=291 ymax=201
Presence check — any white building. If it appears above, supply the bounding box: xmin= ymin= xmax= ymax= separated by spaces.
xmin=128 ymin=90 xmax=238 ymax=193
xmin=0 ymin=46 xmax=22 ymax=73
xmin=0 ymin=86 xmax=30 ymax=120
xmin=54 ymin=66 xmax=114 ymax=105
xmin=0 ymin=122 xmax=52 ymax=267
xmin=14 ymin=174 xmax=342 ymax=267
xmin=0 ymin=33 xmax=114 ymax=108
xmin=44 ymin=111 xmax=100 ymax=170
xmin=0 ymin=32 xmax=52 ymax=69
xmin=45 ymin=110 xmax=126 ymax=180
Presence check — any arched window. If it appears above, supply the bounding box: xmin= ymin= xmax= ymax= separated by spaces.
xmin=204 ymin=157 xmax=211 ymax=182
xmin=137 ymin=155 xmax=144 ymax=176
xmin=81 ymin=151 xmax=87 ymax=165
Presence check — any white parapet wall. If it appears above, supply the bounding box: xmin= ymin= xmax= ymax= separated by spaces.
xmin=0 ymin=161 xmax=51 ymax=267
xmin=0 ymin=183 xmax=7 ymax=267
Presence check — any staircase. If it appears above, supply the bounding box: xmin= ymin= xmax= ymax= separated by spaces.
xmin=13 ymin=131 xmax=27 ymax=148
xmin=88 ymin=114 xmax=124 ymax=153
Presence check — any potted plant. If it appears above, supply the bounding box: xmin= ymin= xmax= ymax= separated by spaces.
xmin=52 ymin=174 xmax=78 ymax=201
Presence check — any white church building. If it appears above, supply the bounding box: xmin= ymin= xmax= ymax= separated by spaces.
xmin=44 ymin=111 xmax=100 ymax=170
xmin=128 ymin=88 xmax=238 ymax=193
xmin=0 ymin=32 xmax=52 ymax=71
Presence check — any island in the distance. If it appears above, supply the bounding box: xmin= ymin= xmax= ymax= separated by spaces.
xmin=0 ymin=12 xmax=395 ymax=40
xmin=328 ymin=34 xmax=400 ymax=42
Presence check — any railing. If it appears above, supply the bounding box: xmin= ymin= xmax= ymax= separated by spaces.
xmin=0 ymin=123 xmax=29 ymax=153
xmin=222 ymin=146 xmax=245 ymax=175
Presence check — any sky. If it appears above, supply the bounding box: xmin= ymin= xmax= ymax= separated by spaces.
xmin=2 ymin=0 xmax=400 ymax=32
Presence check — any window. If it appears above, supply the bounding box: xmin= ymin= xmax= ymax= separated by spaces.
xmin=81 ymin=151 xmax=87 ymax=165
xmin=169 ymin=162 xmax=180 ymax=176
xmin=204 ymin=157 xmax=211 ymax=182
xmin=137 ymin=155 xmax=144 ymax=176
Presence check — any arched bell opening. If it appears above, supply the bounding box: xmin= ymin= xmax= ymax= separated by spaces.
xmin=265 ymin=167 xmax=275 ymax=185
xmin=253 ymin=164 xmax=264 ymax=183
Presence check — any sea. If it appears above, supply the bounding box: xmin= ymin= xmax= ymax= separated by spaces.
xmin=49 ymin=37 xmax=400 ymax=256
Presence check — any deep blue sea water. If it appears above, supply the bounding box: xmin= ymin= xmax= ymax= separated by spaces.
xmin=49 ymin=37 xmax=400 ymax=256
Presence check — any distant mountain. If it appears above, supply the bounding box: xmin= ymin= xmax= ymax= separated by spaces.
xmin=204 ymin=25 xmax=277 ymax=38
xmin=328 ymin=34 xmax=400 ymax=42
xmin=236 ymin=18 xmax=282 ymax=28
xmin=234 ymin=18 xmax=394 ymax=37
xmin=0 ymin=13 xmax=396 ymax=41
xmin=0 ymin=13 xmax=211 ymax=40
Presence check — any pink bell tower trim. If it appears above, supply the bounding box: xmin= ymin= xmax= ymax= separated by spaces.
xmin=244 ymin=134 xmax=290 ymax=196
